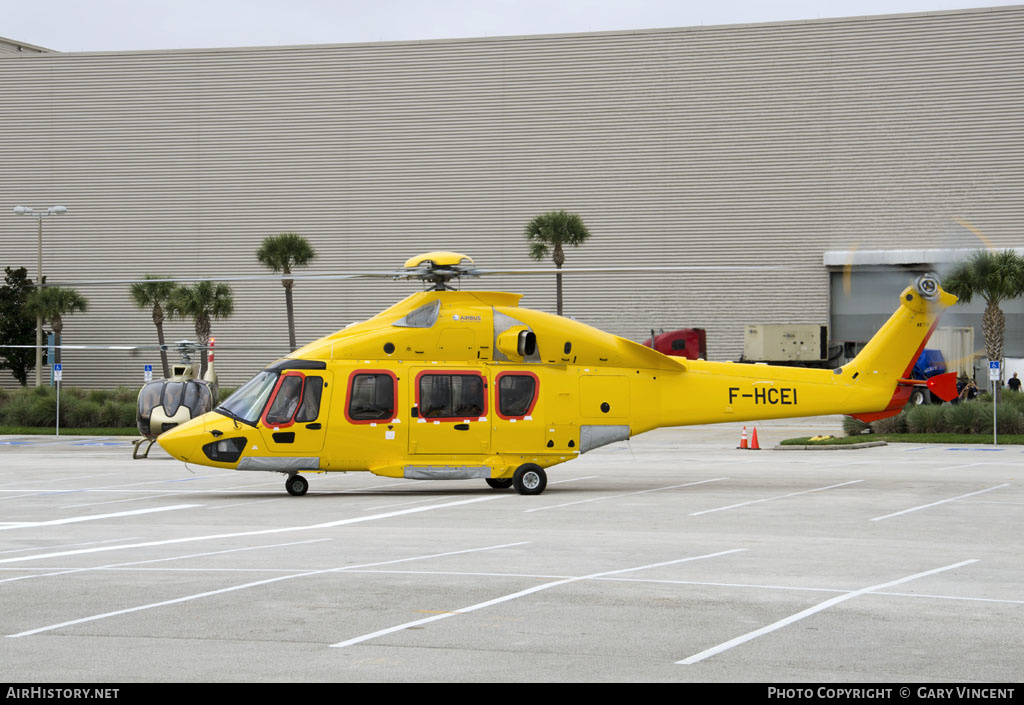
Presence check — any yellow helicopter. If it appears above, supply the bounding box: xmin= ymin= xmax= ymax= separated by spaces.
xmin=157 ymin=251 xmax=960 ymax=496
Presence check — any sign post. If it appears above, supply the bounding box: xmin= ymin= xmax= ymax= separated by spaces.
xmin=53 ymin=363 xmax=63 ymax=437
xmin=989 ymin=360 xmax=1001 ymax=445
xmin=144 ymin=364 xmax=153 ymax=383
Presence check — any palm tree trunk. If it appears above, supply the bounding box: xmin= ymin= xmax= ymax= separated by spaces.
xmin=982 ymin=300 xmax=1004 ymax=365
xmin=196 ymin=315 xmax=211 ymax=379
xmin=153 ymin=302 xmax=170 ymax=378
xmin=284 ymin=280 xmax=296 ymax=350
xmin=983 ymin=299 xmax=1005 ymax=400
xmin=553 ymin=244 xmax=565 ymax=316
xmin=52 ymin=316 xmax=63 ymax=367
xmin=555 ymin=268 xmax=563 ymax=316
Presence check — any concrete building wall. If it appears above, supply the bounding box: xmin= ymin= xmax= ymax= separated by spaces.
xmin=1 ymin=6 xmax=1022 ymax=388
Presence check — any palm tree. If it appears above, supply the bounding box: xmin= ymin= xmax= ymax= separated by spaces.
xmin=24 ymin=286 xmax=88 ymax=366
xmin=256 ymin=232 xmax=317 ymax=350
xmin=130 ymin=275 xmax=175 ymax=378
xmin=524 ymin=210 xmax=591 ymax=316
xmin=167 ymin=281 xmax=234 ymax=379
xmin=943 ymin=249 xmax=1024 ymax=374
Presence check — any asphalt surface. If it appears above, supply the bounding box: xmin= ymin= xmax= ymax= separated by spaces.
xmin=0 ymin=417 xmax=1021 ymax=683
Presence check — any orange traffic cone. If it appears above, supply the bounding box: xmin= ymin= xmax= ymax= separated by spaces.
xmin=737 ymin=426 xmax=748 ymax=449
xmin=750 ymin=427 xmax=761 ymax=450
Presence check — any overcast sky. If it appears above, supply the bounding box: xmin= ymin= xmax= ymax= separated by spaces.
xmin=1 ymin=0 xmax=1019 ymax=53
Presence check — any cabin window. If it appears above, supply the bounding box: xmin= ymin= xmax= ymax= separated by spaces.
xmin=295 ymin=376 xmax=323 ymax=423
xmin=348 ymin=372 xmax=396 ymax=422
xmin=418 ymin=373 xmax=485 ymax=419
xmin=137 ymin=381 xmax=163 ymax=422
xmin=181 ymin=381 xmax=213 ymax=416
xmin=163 ymin=382 xmax=184 ymax=417
xmin=496 ymin=372 xmax=538 ymax=419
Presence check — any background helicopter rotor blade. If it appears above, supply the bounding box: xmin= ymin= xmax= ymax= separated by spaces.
xmin=48 ymin=263 xmax=787 ymax=288
xmin=469 ymin=265 xmax=786 ymax=275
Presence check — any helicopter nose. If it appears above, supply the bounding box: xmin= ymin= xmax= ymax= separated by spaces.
xmin=156 ymin=415 xmax=207 ymax=463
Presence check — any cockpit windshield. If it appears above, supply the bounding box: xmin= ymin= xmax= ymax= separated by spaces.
xmin=216 ymin=370 xmax=278 ymax=425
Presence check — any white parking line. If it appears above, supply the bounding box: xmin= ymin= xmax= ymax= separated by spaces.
xmin=689 ymin=480 xmax=863 ymax=516
xmin=329 ymin=548 xmax=746 ymax=649
xmin=0 ymin=539 xmax=331 ymax=584
xmin=676 ymin=559 xmax=977 ymax=665
xmin=0 ymin=495 xmax=505 ymax=565
xmin=0 ymin=504 xmax=200 ymax=531
xmin=871 ymin=484 xmax=1012 ymax=521
xmin=0 ymin=537 xmax=142 ymax=556
xmin=524 ymin=478 xmax=728 ymax=513
xmin=7 ymin=542 xmax=527 ymax=638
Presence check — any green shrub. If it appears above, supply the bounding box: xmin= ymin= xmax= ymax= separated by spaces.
xmin=27 ymin=395 xmax=57 ymax=426
xmin=0 ymin=386 xmax=140 ymax=428
xmin=1 ymin=393 xmax=35 ymax=426
xmin=996 ymin=403 xmax=1024 ymax=435
xmin=63 ymin=399 xmax=101 ymax=428
xmin=843 ymin=416 xmax=871 ymax=436
xmin=944 ymin=402 xmax=990 ymax=434
xmin=87 ymin=389 xmax=108 ymax=404
xmin=905 ymin=404 xmax=946 ymax=434
xmin=112 ymin=386 xmax=139 ymax=404
xmin=873 ymin=410 xmax=908 ymax=435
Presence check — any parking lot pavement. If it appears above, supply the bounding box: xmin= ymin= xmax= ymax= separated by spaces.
xmin=0 ymin=417 xmax=1021 ymax=682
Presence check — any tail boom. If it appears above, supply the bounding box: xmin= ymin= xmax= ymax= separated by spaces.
xmin=645 ymin=275 xmax=957 ymax=431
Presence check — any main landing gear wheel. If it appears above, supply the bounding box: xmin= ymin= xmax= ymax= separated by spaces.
xmin=513 ymin=463 xmax=547 ymax=495
xmin=285 ymin=474 xmax=309 ymax=496
xmin=486 ymin=478 xmax=514 ymax=490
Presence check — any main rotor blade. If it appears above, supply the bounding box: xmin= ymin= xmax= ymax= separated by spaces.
xmin=45 ymin=271 xmax=408 ymax=287
xmin=0 ymin=344 xmax=288 ymax=351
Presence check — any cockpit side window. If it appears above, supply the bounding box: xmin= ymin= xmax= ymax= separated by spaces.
xmin=265 ymin=374 xmax=304 ymax=426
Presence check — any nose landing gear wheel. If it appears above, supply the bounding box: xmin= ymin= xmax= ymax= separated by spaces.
xmin=513 ymin=463 xmax=547 ymax=495
xmin=486 ymin=477 xmax=514 ymax=490
xmin=286 ymin=474 xmax=309 ymax=496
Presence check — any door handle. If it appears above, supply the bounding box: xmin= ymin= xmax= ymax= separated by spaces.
xmin=306 ymin=423 xmax=321 ymax=430
xmin=454 ymin=424 xmax=470 ymax=431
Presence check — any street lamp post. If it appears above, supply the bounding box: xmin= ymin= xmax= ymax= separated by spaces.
xmin=13 ymin=205 xmax=68 ymax=387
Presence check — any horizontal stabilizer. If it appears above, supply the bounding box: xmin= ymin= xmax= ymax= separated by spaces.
xmin=926 ymin=372 xmax=960 ymax=402
xmin=850 ymin=409 xmax=903 ymax=423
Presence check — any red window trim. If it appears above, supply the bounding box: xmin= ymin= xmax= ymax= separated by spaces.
xmin=345 ymin=369 xmax=399 ymax=425
xmin=414 ymin=369 xmax=488 ymax=422
xmin=495 ymin=371 xmax=539 ymax=420
xmin=261 ymin=371 xmax=306 ymax=429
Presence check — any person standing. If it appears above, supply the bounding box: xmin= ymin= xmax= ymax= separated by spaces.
xmin=1009 ymin=373 xmax=1022 ymax=392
